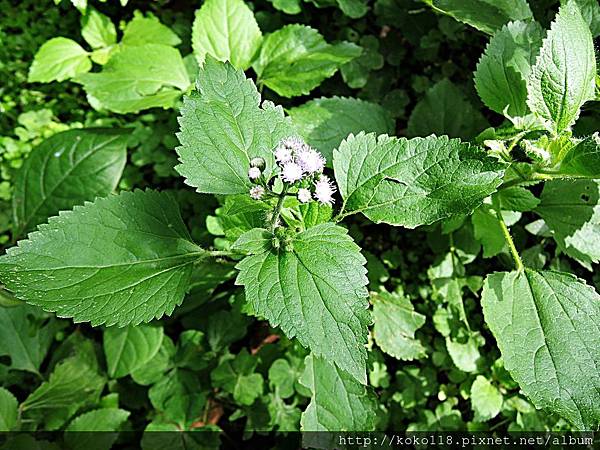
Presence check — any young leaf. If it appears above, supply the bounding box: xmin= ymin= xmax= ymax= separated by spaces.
xmin=333 ymin=133 xmax=505 ymax=228
xmin=472 ymin=205 xmax=506 ymax=257
xmin=288 ymin=96 xmax=395 ymax=163
xmin=65 ymin=408 xmax=130 ymax=450
xmin=299 ymin=355 xmax=377 ymax=439
xmin=527 ymin=1 xmax=596 ymax=133
xmin=475 ymin=21 xmax=544 ymax=117
xmin=192 ymin=0 xmax=262 ymax=70
xmin=482 ymin=269 xmax=600 ymax=429
xmin=121 ymin=12 xmax=181 ymax=46
xmin=12 ymin=129 xmax=128 ymax=237
xmin=253 ymin=25 xmax=361 ymax=97
xmin=470 ymin=376 xmax=503 ymax=422
xmin=496 ymin=186 xmax=540 ymax=212
xmin=77 ymin=44 xmax=190 ymax=114
xmin=0 ymin=388 xmax=18 ymax=432
xmin=81 ymin=8 xmax=117 ymax=49
xmin=425 ymin=0 xmax=533 ymax=35
xmin=407 ymin=79 xmax=487 ymax=139
xmin=372 ymin=291 xmax=426 ymax=361
xmin=558 ymin=134 xmax=600 ymax=177
xmin=562 ymin=0 xmax=600 ymax=37
xmin=337 ymin=0 xmax=369 ymax=18
xmin=104 ymin=325 xmax=164 ymax=378
xmin=235 ymin=223 xmax=370 ymax=383
xmin=211 ymin=349 xmax=264 ymax=406
xmin=28 ymin=37 xmax=91 ymax=83
xmin=176 ymin=57 xmax=294 ymax=195
xmin=0 ymin=190 xmax=203 ymax=327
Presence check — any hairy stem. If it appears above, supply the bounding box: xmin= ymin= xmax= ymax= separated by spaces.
xmin=270 ymin=188 xmax=288 ymax=232
xmin=495 ymin=209 xmax=524 ymax=271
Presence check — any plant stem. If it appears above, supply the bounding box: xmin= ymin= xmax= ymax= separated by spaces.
xmin=270 ymin=188 xmax=287 ymax=232
xmin=495 ymin=209 xmax=524 ymax=271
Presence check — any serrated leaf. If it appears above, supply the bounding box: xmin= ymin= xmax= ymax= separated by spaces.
xmin=527 ymin=1 xmax=596 ymax=133
xmin=253 ymin=25 xmax=361 ymax=97
xmin=28 ymin=37 xmax=91 ymax=83
xmin=482 ymin=269 xmax=600 ymax=429
xmin=407 ymin=79 xmax=487 ymax=139
xmin=333 ymin=133 xmax=505 ymax=228
xmin=536 ymin=180 xmax=600 ymax=267
xmin=81 ymin=9 xmax=117 ymax=49
xmin=176 ymin=57 xmax=294 ymax=195
xmin=288 ymin=97 xmax=394 ymax=163
xmin=192 ymin=0 xmax=262 ymax=70
xmin=104 ymin=325 xmax=164 ymax=378
xmin=235 ymin=223 xmax=370 ymax=383
xmin=372 ymin=291 xmax=426 ymax=361
xmin=559 ymin=134 xmax=600 ymax=177
xmin=426 ymin=0 xmax=532 ymax=34
xmin=0 ymin=190 xmax=203 ymax=327
xmin=470 ymin=376 xmax=503 ymax=422
xmin=217 ymin=195 xmax=271 ymax=242
xmin=121 ymin=12 xmax=181 ymax=46
xmin=65 ymin=408 xmax=130 ymax=450
xmin=12 ymin=129 xmax=127 ymax=237
xmin=0 ymin=388 xmax=18 ymax=432
xmin=496 ymin=186 xmax=540 ymax=212
xmin=77 ymin=44 xmax=190 ymax=114
xmin=562 ymin=0 xmax=600 ymax=37
xmin=299 ymin=355 xmax=377 ymax=438
xmin=475 ymin=21 xmax=544 ymax=117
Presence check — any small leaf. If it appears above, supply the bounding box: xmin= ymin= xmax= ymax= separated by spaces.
xmin=472 ymin=205 xmax=506 ymax=257
xmin=235 ymin=223 xmax=370 ymax=383
xmin=482 ymin=269 xmax=600 ymax=429
xmin=12 ymin=129 xmax=128 ymax=237
xmin=496 ymin=186 xmax=540 ymax=212
xmin=470 ymin=376 xmax=503 ymax=422
xmin=559 ymin=134 xmax=600 ymax=177
xmin=81 ymin=9 xmax=117 ymax=49
xmin=65 ymin=408 xmax=130 ymax=450
xmin=104 ymin=325 xmax=164 ymax=378
xmin=192 ymin=0 xmax=262 ymax=70
xmin=28 ymin=37 xmax=91 ymax=83
xmin=527 ymin=1 xmax=596 ymax=133
xmin=253 ymin=25 xmax=361 ymax=97
xmin=211 ymin=349 xmax=264 ymax=406
xmin=0 ymin=190 xmax=203 ymax=327
xmin=0 ymin=388 xmax=18 ymax=432
xmin=336 ymin=0 xmax=369 ymax=18
xmin=333 ymin=133 xmax=505 ymax=228
xmin=121 ymin=12 xmax=181 ymax=46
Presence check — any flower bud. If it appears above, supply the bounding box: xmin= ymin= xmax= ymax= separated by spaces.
xmin=250 ymin=157 xmax=265 ymax=169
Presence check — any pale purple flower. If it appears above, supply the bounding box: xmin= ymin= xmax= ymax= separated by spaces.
xmin=248 ymin=167 xmax=262 ymax=180
xmin=281 ymin=162 xmax=303 ymax=183
xmin=297 ymin=188 xmax=312 ymax=203
xmin=274 ymin=145 xmax=293 ymax=164
xmin=314 ymin=175 xmax=336 ymax=205
xmin=296 ymin=147 xmax=326 ymax=174
xmin=249 ymin=186 xmax=265 ymax=200
xmin=280 ymin=136 xmax=306 ymax=152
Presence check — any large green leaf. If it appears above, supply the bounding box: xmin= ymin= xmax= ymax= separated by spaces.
xmin=77 ymin=44 xmax=190 ymax=114
xmin=0 ymin=388 xmax=18 ymax=432
xmin=475 ymin=21 xmax=544 ymax=117
xmin=559 ymin=134 xmax=600 ymax=178
xmin=65 ymin=409 xmax=130 ymax=450
xmin=28 ymin=37 xmax=91 ymax=83
xmin=121 ymin=12 xmax=181 ymax=46
xmin=176 ymin=57 xmax=294 ymax=195
xmin=482 ymin=269 xmax=600 ymax=429
xmin=527 ymin=1 xmax=596 ymax=133
xmin=299 ymin=355 xmax=376 ymax=438
xmin=562 ymin=0 xmax=600 ymax=37
xmin=253 ymin=25 xmax=361 ymax=97
xmin=104 ymin=325 xmax=164 ymax=378
xmin=192 ymin=0 xmax=262 ymax=70
xmin=288 ymin=96 xmax=394 ymax=163
xmin=235 ymin=223 xmax=370 ymax=383
xmin=81 ymin=9 xmax=116 ymax=49
xmin=12 ymin=129 xmax=127 ymax=237
xmin=333 ymin=133 xmax=505 ymax=228
xmin=426 ymin=0 xmax=532 ymax=34
xmin=0 ymin=190 xmax=203 ymax=327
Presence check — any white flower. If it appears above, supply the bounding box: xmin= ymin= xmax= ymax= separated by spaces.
xmin=297 ymin=188 xmax=312 ymax=203
xmin=280 ymin=136 xmax=306 ymax=152
xmin=249 ymin=186 xmax=265 ymax=200
xmin=248 ymin=167 xmax=262 ymax=180
xmin=281 ymin=162 xmax=303 ymax=183
xmin=296 ymin=147 xmax=325 ymax=174
xmin=250 ymin=157 xmax=265 ymax=169
xmin=274 ymin=145 xmax=293 ymax=164
xmin=314 ymin=175 xmax=336 ymax=205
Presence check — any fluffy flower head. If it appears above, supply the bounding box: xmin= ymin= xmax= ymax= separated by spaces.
xmin=274 ymin=145 xmax=293 ymax=164
xmin=297 ymin=188 xmax=312 ymax=203
xmin=249 ymin=186 xmax=265 ymax=200
xmin=248 ymin=167 xmax=261 ymax=180
xmin=296 ymin=147 xmax=325 ymax=174
xmin=314 ymin=175 xmax=337 ymax=205
xmin=281 ymin=162 xmax=304 ymax=183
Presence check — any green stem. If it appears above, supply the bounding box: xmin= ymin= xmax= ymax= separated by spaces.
xmin=270 ymin=189 xmax=287 ymax=232
xmin=495 ymin=209 xmax=524 ymax=271
xmin=0 ymin=287 xmax=22 ymax=308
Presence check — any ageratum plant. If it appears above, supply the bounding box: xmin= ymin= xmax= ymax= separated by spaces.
xmin=1 ymin=0 xmax=600 ymax=440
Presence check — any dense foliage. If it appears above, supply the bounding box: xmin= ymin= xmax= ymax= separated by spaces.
xmin=1 ymin=0 xmax=600 ymax=447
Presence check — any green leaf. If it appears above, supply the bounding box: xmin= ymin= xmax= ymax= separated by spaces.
xmin=81 ymin=9 xmax=117 ymax=49
xmin=77 ymin=44 xmax=190 ymax=114
xmin=336 ymin=0 xmax=368 ymax=18
xmin=235 ymin=223 xmax=370 ymax=383
xmin=121 ymin=12 xmax=181 ymax=46
xmin=253 ymin=25 xmax=361 ymax=97
xmin=475 ymin=21 xmax=544 ymax=117
xmin=211 ymin=349 xmax=264 ymax=406
xmin=527 ymin=1 xmax=596 ymax=133
xmin=426 ymin=0 xmax=533 ymax=34
xmin=0 ymin=304 xmax=62 ymax=374
xmin=299 ymin=355 xmax=377 ymax=437
xmin=559 ymin=134 xmax=600 ymax=177
xmin=176 ymin=57 xmax=294 ymax=195
xmin=0 ymin=388 xmax=18 ymax=432
xmin=496 ymin=186 xmax=540 ymax=212
xmin=104 ymin=325 xmax=164 ymax=379
xmin=333 ymin=133 xmax=505 ymax=228
xmin=65 ymin=409 xmax=130 ymax=450
xmin=131 ymin=336 xmax=175 ymax=386
xmin=268 ymin=359 xmax=296 ymax=399
xmin=288 ymin=96 xmax=395 ymax=163
xmin=536 ymin=180 xmax=600 ymax=267
xmin=407 ymin=79 xmax=487 ymax=139
xmin=472 ymin=205 xmax=506 ymax=257
xmin=0 ymin=190 xmax=203 ymax=327
xmin=482 ymin=269 xmax=600 ymax=429
xmin=372 ymin=291 xmax=426 ymax=361
xmin=269 ymin=0 xmax=301 ymax=14
xmin=12 ymin=129 xmax=127 ymax=237
xmin=192 ymin=0 xmax=262 ymax=70
xmin=470 ymin=375 xmax=503 ymax=422
xmin=216 ymin=195 xmax=271 ymax=242
xmin=562 ymin=0 xmax=600 ymax=37
xmin=28 ymin=37 xmax=91 ymax=83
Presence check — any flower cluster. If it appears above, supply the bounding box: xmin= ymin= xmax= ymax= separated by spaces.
xmin=246 ymin=136 xmax=337 ymax=206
